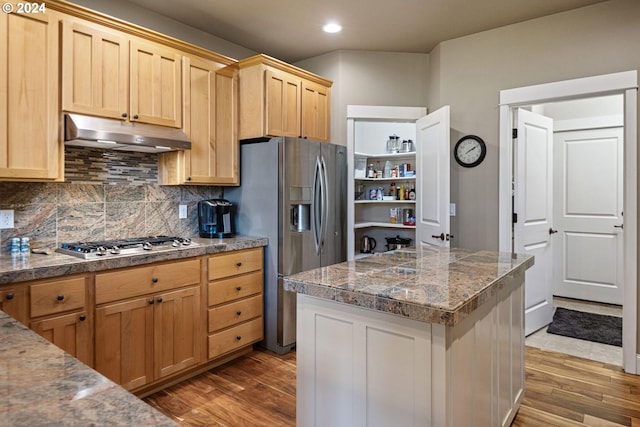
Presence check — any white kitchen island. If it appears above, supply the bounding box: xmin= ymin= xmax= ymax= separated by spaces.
xmin=283 ymin=247 xmax=533 ymax=427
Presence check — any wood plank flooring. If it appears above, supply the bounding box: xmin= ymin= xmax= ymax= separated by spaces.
xmin=144 ymin=346 xmax=640 ymax=426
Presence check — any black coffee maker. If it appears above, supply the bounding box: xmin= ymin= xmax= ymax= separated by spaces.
xmin=198 ymin=199 xmax=236 ymax=238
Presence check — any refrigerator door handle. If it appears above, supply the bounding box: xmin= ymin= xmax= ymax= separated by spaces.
xmin=320 ymin=155 xmax=329 ymax=253
xmin=312 ymin=156 xmax=322 ymax=255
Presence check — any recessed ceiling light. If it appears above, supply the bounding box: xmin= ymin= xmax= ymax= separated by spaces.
xmin=323 ymin=22 xmax=342 ymax=33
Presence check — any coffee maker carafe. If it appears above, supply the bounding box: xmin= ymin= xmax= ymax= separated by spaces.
xmin=198 ymin=199 xmax=236 ymax=238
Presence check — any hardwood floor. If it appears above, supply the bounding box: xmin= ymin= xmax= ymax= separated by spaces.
xmin=144 ymin=349 xmax=296 ymax=426
xmin=145 ymin=346 xmax=640 ymax=426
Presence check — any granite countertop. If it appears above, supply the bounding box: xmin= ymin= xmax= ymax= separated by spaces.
xmin=283 ymin=247 xmax=534 ymax=326
xmin=0 ymin=235 xmax=268 ymax=285
xmin=0 ymin=311 xmax=179 ymax=427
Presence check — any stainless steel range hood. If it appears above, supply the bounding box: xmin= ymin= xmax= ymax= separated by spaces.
xmin=64 ymin=114 xmax=191 ymax=153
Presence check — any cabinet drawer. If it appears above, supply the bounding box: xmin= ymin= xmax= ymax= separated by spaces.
xmin=208 ymin=294 xmax=263 ymax=333
xmin=208 ymin=248 xmax=263 ymax=281
xmin=208 ymin=271 xmax=263 ymax=306
xmin=208 ymin=317 xmax=263 ymax=359
xmin=30 ymin=276 xmax=86 ymax=318
xmin=95 ymin=258 xmax=201 ymax=304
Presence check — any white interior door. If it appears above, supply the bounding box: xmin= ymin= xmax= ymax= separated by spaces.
xmin=553 ymin=127 xmax=624 ymax=305
xmin=514 ymin=108 xmax=554 ymax=335
xmin=416 ymin=106 xmax=450 ymax=248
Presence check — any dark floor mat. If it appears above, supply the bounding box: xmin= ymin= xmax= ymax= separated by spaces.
xmin=546 ymin=307 xmax=622 ymax=347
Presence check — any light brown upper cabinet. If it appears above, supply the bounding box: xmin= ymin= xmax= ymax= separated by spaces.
xmin=159 ymin=55 xmax=239 ymax=185
xmin=239 ymin=54 xmax=332 ymax=142
xmin=130 ymin=40 xmax=182 ymax=128
xmin=301 ymin=80 xmax=330 ymax=142
xmin=265 ymin=69 xmax=301 ymax=138
xmin=0 ymin=8 xmax=62 ymax=181
xmin=61 ymin=20 xmax=182 ymax=128
xmin=61 ymin=20 xmax=128 ymax=120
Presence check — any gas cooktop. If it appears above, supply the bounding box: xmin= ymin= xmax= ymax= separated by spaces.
xmin=56 ymin=236 xmax=196 ymax=259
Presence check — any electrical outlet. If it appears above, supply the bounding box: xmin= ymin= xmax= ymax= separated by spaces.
xmin=178 ymin=204 xmax=188 ymax=219
xmin=0 ymin=210 xmax=14 ymax=229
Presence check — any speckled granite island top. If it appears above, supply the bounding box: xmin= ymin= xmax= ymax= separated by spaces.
xmin=0 ymin=235 xmax=267 ymax=285
xmin=283 ymin=247 xmax=534 ymax=326
xmin=0 ymin=311 xmax=178 ymax=427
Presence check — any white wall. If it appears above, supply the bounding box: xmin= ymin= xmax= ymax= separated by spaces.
xmin=66 ymin=0 xmax=256 ymax=60
xmin=296 ymin=50 xmax=429 ymax=146
xmin=432 ymin=0 xmax=639 ymax=252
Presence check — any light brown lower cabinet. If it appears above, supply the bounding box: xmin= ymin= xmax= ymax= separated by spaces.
xmin=95 ymin=283 xmax=202 ymax=391
xmin=207 ymin=247 xmax=264 ymax=360
xmin=0 ymin=285 xmax=28 ymax=326
xmin=4 ymin=248 xmax=265 ymax=395
xmin=28 ymin=274 xmax=92 ymax=366
xmin=31 ymin=311 xmax=91 ymax=366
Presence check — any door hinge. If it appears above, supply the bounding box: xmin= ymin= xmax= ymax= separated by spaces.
xmin=512 ymin=212 xmax=518 ymax=224
xmin=512 ymin=128 xmax=518 ymax=139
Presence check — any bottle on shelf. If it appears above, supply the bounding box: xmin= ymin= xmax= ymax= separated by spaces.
xmin=404 ymin=184 xmax=410 ymax=200
xmin=409 ymin=183 xmax=416 ymax=200
xmin=399 ymin=183 xmax=405 ymax=200
xmin=384 ymin=160 xmax=392 ymax=178
xmin=367 ymin=164 xmax=375 ymax=178
xmin=390 ymin=181 xmax=396 ymax=199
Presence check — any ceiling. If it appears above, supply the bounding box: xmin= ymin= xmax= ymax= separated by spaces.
xmin=123 ymin=0 xmax=607 ymax=63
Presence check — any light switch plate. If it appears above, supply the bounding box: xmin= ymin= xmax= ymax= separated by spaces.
xmin=449 ymin=203 xmax=456 ymax=217
xmin=0 ymin=210 xmax=14 ymax=229
xmin=178 ymin=204 xmax=188 ymax=219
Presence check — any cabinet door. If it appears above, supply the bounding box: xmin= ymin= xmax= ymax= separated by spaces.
xmin=265 ymin=69 xmax=301 ymax=138
xmin=95 ymin=297 xmax=154 ymax=390
xmin=130 ymin=40 xmax=182 ymax=128
xmin=161 ymin=56 xmax=238 ymax=185
xmin=0 ymin=286 xmax=28 ymax=325
xmin=301 ymin=80 xmax=330 ymax=142
xmin=0 ymin=9 xmax=60 ymax=180
xmin=31 ymin=311 xmax=92 ymax=367
xmin=154 ymin=286 xmax=202 ymax=379
xmin=61 ymin=20 xmax=128 ymax=120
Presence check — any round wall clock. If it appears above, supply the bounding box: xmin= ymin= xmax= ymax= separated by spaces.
xmin=454 ymin=135 xmax=486 ymax=168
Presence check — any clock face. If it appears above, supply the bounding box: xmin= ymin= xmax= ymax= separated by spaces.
xmin=454 ymin=135 xmax=486 ymax=168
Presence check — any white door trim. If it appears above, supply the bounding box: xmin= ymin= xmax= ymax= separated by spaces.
xmin=498 ymin=70 xmax=638 ymax=373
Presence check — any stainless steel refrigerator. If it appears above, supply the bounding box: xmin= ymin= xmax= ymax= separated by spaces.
xmin=226 ymin=137 xmax=346 ymax=354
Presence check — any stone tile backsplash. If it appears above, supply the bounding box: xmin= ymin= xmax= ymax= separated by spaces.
xmin=0 ymin=147 xmax=223 ymax=254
